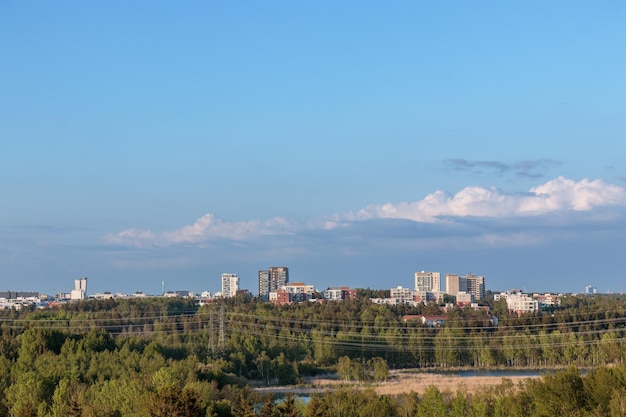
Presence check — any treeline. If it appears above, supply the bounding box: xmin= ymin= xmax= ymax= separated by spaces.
xmin=0 ymin=294 xmax=626 ymax=415
xmin=299 ymin=364 xmax=626 ymax=417
xmin=212 ymin=294 xmax=626 ymax=376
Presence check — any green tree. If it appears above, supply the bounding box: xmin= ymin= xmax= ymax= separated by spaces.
xmin=434 ymin=328 xmax=456 ymax=367
xmin=5 ymin=371 xmax=54 ymax=417
xmin=371 ymin=357 xmax=389 ymax=382
xmin=258 ymin=394 xmax=277 ymax=417
xmin=82 ymin=378 xmax=148 ymax=417
xmin=416 ymin=386 xmax=448 ymax=417
xmin=148 ymin=385 xmax=204 ymax=417
xmin=276 ymin=393 xmax=300 ymax=417
xmin=273 ymin=352 xmax=298 ymax=385
xmin=49 ymin=376 xmax=81 ymax=417
xmin=337 ymin=356 xmax=353 ymax=382
xmin=232 ymin=394 xmax=256 ymax=417
xmin=303 ymin=395 xmax=325 ymax=417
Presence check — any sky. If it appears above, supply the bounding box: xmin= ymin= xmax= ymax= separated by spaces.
xmin=1 ymin=2 xmax=625 ymax=296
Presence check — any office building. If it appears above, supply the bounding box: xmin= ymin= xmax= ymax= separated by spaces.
xmin=70 ymin=277 xmax=87 ymax=301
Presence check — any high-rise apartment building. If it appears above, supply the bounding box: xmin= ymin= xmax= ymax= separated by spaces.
xmin=445 ymin=273 xmax=486 ymax=300
xmin=270 ymin=266 xmax=289 ymax=290
xmin=258 ymin=270 xmax=270 ymax=301
xmin=221 ymin=273 xmax=239 ymax=298
xmin=445 ymin=274 xmax=465 ymax=295
xmin=414 ymin=271 xmax=441 ymax=292
xmin=466 ymin=273 xmax=485 ymax=300
xmin=258 ymin=266 xmax=289 ymax=301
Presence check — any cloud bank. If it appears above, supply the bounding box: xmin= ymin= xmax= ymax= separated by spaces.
xmin=348 ymin=176 xmax=626 ymax=223
xmin=104 ymin=177 xmax=626 ymax=249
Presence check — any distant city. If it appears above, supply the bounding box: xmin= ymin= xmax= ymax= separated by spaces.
xmin=0 ymin=266 xmax=602 ymax=314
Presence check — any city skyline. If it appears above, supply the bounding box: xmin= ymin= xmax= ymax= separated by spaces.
xmin=2 ymin=2 xmax=625 ymax=295
xmin=2 ymin=267 xmax=607 ymax=300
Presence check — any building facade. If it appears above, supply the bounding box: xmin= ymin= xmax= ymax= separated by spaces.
xmin=445 ymin=273 xmax=485 ymax=300
xmin=270 ymin=282 xmax=314 ymax=305
xmin=445 ymin=274 xmax=465 ymax=295
xmin=494 ymin=290 xmax=539 ymax=315
xmin=465 ymin=274 xmax=485 ymax=300
xmin=258 ymin=270 xmax=270 ymax=300
xmin=221 ymin=273 xmax=239 ymax=298
xmin=324 ymin=287 xmax=356 ymax=301
xmin=414 ymin=271 xmax=441 ymax=292
xmin=259 ymin=266 xmax=289 ymax=301
xmin=70 ymin=277 xmax=87 ymax=301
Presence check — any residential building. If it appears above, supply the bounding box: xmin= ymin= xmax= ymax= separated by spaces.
xmin=413 ymin=291 xmax=443 ymax=303
xmin=270 ymin=282 xmax=314 ymax=305
xmin=372 ymin=286 xmax=443 ymax=306
xmin=370 ymin=297 xmax=400 ymax=305
xmin=445 ymin=274 xmax=465 ymax=295
xmin=258 ymin=270 xmax=270 ymax=300
xmin=402 ymin=315 xmax=448 ymax=328
xmin=465 ymin=273 xmax=485 ymax=300
xmin=390 ymin=286 xmax=415 ymax=304
xmin=324 ymin=287 xmax=356 ymax=301
xmin=221 ymin=273 xmax=239 ymax=298
xmin=258 ymin=266 xmax=289 ymax=301
xmin=465 ymin=273 xmax=486 ymax=300
xmin=533 ymin=293 xmax=562 ymax=308
xmin=494 ymin=290 xmax=539 ymax=315
xmin=415 ymin=271 xmax=441 ymax=292
xmin=456 ymin=292 xmax=474 ymax=306
xmin=445 ymin=273 xmax=486 ymax=300
xmin=270 ymin=266 xmax=289 ymax=291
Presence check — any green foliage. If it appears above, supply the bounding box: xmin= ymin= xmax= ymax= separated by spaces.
xmin=416 ymin=386 xmax=448 ymax=417
xmin=275 ymin=393 xmax=300 ymax=417
xmin=82 ymin=378 xmax=148 ymax=417
xmin=4 ymin=295 xmax=626 ymax=415
xmin=148 ymin=385 xmax=204 ymax=417
xmin=5 ymin=371 xmax=54 ymax=417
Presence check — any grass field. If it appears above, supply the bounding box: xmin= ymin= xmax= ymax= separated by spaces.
xmin=303 ymin=370 xmax=540 ymax=396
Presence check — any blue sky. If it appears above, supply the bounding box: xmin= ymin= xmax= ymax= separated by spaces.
xmin=1 ymin=2 xmax=625 ymax=295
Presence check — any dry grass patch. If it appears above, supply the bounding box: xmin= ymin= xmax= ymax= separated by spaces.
xmin=305 ymin=370 xmax=539 ymax=396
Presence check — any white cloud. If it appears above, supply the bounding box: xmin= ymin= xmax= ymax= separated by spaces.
xmin=346 ymin=177 xmax=626 ymax=223
xmin=104 ymin=214 xmax=295 ymax=248
xmin=103 ymin=177 xmax=626 ymax=248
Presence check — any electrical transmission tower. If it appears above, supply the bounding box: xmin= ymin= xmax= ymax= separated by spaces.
xmin=218 ymin=305 xmax=225 ymax=352
xmin=208 ymin=309 xmax=215 ymax=357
